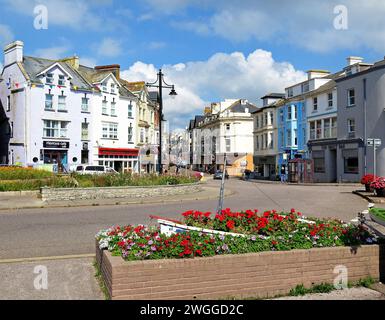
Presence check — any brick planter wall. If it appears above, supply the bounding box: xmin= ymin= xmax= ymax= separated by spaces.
xmin=41 ymin=183 xmax=202 ymax=202
xmin=96 ymin=243 xmax=384 ymax=300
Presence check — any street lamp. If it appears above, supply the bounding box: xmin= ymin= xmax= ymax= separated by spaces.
xmin=146 ymin=69 xmax=177 ymax=174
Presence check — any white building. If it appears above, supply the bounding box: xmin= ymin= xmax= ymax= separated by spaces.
xmin=191 ymin=99 xmax=257 ymax=176
xmin=0 ymin=40 xmax=140 ymax=172
xmin=252 ymin=93 xmax=284 ymax=180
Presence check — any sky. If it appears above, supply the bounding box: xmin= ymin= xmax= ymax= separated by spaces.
xmin=1 ymin=0 xmax=385 ymax=129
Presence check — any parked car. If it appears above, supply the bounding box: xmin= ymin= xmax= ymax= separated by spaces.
xmin=74 ymin=165 xmax=118 ymax=175
xmin=213 ymin=170 xmax=229 ymax=180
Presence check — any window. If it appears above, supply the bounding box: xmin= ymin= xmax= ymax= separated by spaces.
xmin=313 ymin=97 xmax=318 ymax=111
xmin=348 ymin=119 xmax=355 ymax=137
xmin=6 ymin=96 xmax=10 ymax=112
xmin=293 ymin=105 xmax=297 ymax=120
xmin=293 ymin=129 xmax=297 ymax=146
xmin=58 ymin=75 xmax=65 ymax=86
xmin=81 ymin=122 xmax=89 ymax=140
xmin=264 ymin=133 xmax=268 ymax=149
xmin=45 ymin=94 xmax=53 ymax=110
xmin=343 ymin=149 xmax=359 ymax=174
xmin=81 ymin=97 xmax=89 ymax=112
xmin=225 ymin=138 xmax=231 ymax=152
xmin=264 ymin=113 xmax=268 ymax=126
xmin=255 ymin=116 xmax=259 ymax=129
xmin=102 ymin=99 xmax=108 ymax=115
xmin=269 ymin=132 xmax=274 ymax=149
xmin=310 ymin=122 xmax=316 ymax=140
xmin=331 ymin=117 xmax=337 ymax=138
xmin=46 ymin=73 xmax=54 ymax=84
xmin=111 ymin=83 xmax=116 ymax=94
xmin=102 ymin=122 xmax=118 ymax=139
xmin=111 ymin=101 xmax=116 ymax=116
xmin=287 ymin=88 xmax=293 ymax=98
xmin=302 ymin=82 xmax=309 ymax=93
xmin=287 ymin=106 xmax=292 ymax=120
xmin=328 ymin=93 xmax=333 ymax=108
xmin=316 ymin=120 xmax=322 ymax=139
xmin=58 ymin=96 xmax=66 ymax=111
xmin=313 ymin=151 xmax=325 ymax=173
xmin=348 ymin=89 xmax=355 ymax=107
xmin=43 ymin=120 xmax=68 ymax=138
xmin=324 ymin=119 xmax=331 ymax=138
xmin=128 ymin=125 xmax=133 ymax=143
xmin=225 ymin=124 xmax=231 ymax=131
xmin=280 ymin=110 xmax=284 ymax=123
xmin=128 ymin=103 xmax=133 ymax=118
xmin=270 ymin=112 xmax=274 ymax=126
xmin=280 ymin=131 xmax=284 ymax=147
xmin=140 ymin=129 xmax=145 ymax=143
xmin=10 ymin=121 xmax=13 ymax=138
xmin=102 ymin=83 xmax=108 ymax=92
xmin=256 ymin=135 xmax=260 ymax=150
xmin=287 ymin=129 xmax=292 ymax=146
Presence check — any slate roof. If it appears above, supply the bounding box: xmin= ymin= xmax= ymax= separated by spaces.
xmin=22 ymin=56 xmax=92 ymax=91
xmin=225 ymin=100 xmax=259 ymax=113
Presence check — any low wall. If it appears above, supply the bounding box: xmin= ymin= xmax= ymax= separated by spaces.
xmin=96 ymin=243 xmax=385 ymax=300
xmin=41 ymin=183 xmax=202 ymax=202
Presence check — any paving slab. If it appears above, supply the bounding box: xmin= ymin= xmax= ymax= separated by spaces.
xmin=0 ymin=257 xmax=103 ymax=300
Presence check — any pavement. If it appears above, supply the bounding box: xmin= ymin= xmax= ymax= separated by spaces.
xmin=0 ymin=179 xmax=381 ymax=300
xmin=272 ymin=287 xmax=385 ymax=300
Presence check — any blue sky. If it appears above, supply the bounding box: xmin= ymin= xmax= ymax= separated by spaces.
xmin=1 ymin=0 xmax=385 ymax=129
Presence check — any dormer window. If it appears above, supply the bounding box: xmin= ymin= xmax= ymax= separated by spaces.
xmin=287 ymin=88 xmax=293 ymax=98
xmin=102 ymin=82 xmax=108 ymax=92
xmin=58 ymin=75 xmax=65 ymax=86
xmin=111 ymin=83 xmax=116 ymax=94
xmin=46 ymin=73 xmax=54 ymax=85
xmin=302 ymin=82 xmax=309 ymax=93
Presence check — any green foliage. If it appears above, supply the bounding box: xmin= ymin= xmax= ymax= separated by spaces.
xmin=289 ymin=283 xmax=334 ymax=296
xmin=370 ymin=208 xmax=385 ymax=222
xmin=0 ymin=167 xmax=53 ymax=180
xmin=356 ymin=276 xmax=375 ymax=288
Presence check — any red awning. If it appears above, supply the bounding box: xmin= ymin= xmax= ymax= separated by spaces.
xmin=98 ymin=147 xmax=139 ymax=157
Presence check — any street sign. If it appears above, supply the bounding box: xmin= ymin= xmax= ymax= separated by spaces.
xmin=367 ymin=138 xmax=382 ymax=147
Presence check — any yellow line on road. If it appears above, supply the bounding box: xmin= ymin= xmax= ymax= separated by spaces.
xmin=0 ymin=253 xmax=95 ymax=264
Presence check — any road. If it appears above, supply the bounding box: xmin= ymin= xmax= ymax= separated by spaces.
xmin=0 ymin=179 xmax=367 ymax=260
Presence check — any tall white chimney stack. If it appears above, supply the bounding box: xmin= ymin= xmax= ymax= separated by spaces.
xmin=4 ymin=41 xmax=24 ymax=66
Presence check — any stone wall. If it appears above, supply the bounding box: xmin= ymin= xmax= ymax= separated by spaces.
xmin=96 ymin=243 xmax=384 ymax=300
xmin=41 ymin=183 xmax=202 ymax=202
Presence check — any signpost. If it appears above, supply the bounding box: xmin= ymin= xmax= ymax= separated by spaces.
xmin=367 ymin=138 xmax=382 ymax=177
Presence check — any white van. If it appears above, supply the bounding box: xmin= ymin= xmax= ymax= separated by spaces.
xmin=74 ymin=165 xmax=117 ymax=175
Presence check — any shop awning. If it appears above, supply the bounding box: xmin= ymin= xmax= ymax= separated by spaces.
xmin=98 ymin=147 xmax=139 ymax=157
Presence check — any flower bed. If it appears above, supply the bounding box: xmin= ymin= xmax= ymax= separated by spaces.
xmin=361 ymin=174 xmax=375 ymax=192
xmin=371 ymin=177 xmax=385 ymax=197
xmin=96 ymin=209 xmax=377 ymax=261
xmin=0 ymin=167 xmax=53 ymax=180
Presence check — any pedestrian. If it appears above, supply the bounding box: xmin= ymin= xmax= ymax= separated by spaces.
xmin=244 ymin=169 xmax=251 ymax=181
xmin=280 ymin=165 xmax=286 ymax=183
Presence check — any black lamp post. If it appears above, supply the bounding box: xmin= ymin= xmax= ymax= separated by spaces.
xmin=146 ymin=69 xmax=177 ymax=174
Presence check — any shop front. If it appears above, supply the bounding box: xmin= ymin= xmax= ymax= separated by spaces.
xmin=42 ymin=141 xmax=70 ymax=172
xmin=253 ymin=156 xmax=277 ymax=180
xmin=98 ymin=147 xmax=139 ymax=173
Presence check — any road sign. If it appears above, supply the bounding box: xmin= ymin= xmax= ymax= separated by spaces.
xmin=367 ymin=138 xmax=381 ymax=147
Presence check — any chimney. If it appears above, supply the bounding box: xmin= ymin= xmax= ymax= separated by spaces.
xmin=61 ymin=56 xmax=79 ymax=70
xmin=95 ymin=64 xmax=121 ymax=80
xmin=4 ymin=41 xmax=24 ymax=66
xmin=346 ymin=56 xmax=363 ymax=66
xmin=307 ymin=70 xmax=330 ymax=80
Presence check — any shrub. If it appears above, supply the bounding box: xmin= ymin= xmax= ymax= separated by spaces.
xmin=0 ymin=167 xmax=53 ymax=180
xmin=361 ymin=174 xmax=375 ymax=185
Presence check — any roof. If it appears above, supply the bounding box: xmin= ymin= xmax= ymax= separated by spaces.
xmin=225 ymin=100 xmax=259 ymax=113
xmin=148 ymin=91 xmax=159 ymax=103
xmin=22 ymin=56 xmax=92 ymax=90
xmin=261 ymin=93 xmax=285 ymax=99
xmin=124 ymin=81 xmax=146 ymax=92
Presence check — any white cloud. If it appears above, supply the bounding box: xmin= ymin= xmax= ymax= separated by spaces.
xmin=1 ymin=0 xmax=115 ymax=31
xmin=147 ymin=41 xmax=166 ymax=50
xmin=80 ymin=57 xmax=98 ymax=67
xmin=33 ymin=45 xmax=70 ymax=60
xmin=95 ymin=38 xmax=123 ymax=58
xmin=146 ymin=0 xmax=385 ymax=53
xmin=121 ymin=49 xmax=306 ymax=129
xmin=0 ymin=24 xmax=14 ymax=47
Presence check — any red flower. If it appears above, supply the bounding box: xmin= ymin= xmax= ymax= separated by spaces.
xmin=226 ymin=220 xmax=235 ymax=230
xmin=204 ymin=212 xmax=211 ymax=218
xmin=195 ymin=249 xmax=202 ymax=256
xmin=272 ymin=241 xmax=278 ymax=246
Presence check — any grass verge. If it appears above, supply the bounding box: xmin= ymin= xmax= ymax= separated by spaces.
xmin=93 ymin=259 xmax=111 ymax=300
